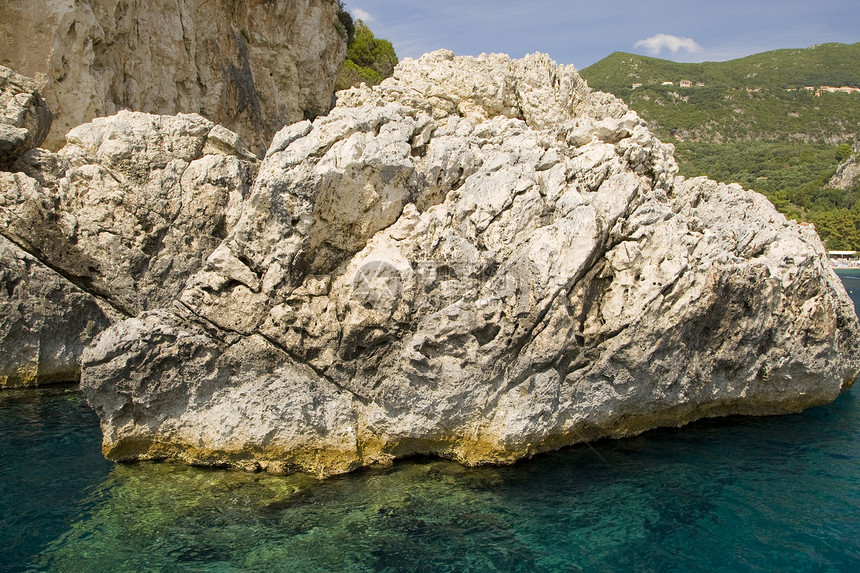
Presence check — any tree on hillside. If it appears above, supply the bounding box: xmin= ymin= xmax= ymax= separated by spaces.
xmin=582 ymin=45 xmax=860 ymax=248
xmin=335 ymin=20 xmax=398 ymax=91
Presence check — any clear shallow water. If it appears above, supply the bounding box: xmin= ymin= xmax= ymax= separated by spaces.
xmin=1 ymin=274 xmax=859 ymax=572
xmin=0 ymin=385 xmax=112 ymax=572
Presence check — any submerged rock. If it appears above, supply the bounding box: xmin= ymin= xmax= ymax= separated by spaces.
xmin=80 ymin=51 xmax=860 ymax=476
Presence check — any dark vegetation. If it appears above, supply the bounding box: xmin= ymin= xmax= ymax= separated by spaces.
xmin=676 ymin=142 xmax=860 ymax=249
xmin=335 ymin=3 xmax=398 ymax=91
xmin=581 ymin=42 xmax=860 ymax=249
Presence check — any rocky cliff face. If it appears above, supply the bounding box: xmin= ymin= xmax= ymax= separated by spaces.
xmin=0 ymin=0 xmax=346 ymax=154
xmin=0 ymin=234 xmax=120 ymax=388
xmin=67 ymin=51 xmax=860 ymax=476
xmin=0 ymin=66 xmax=52 ymax=168
xmin=829 ymin=153 xmax=860 ymax=191
xmin=0 ymin=97 xmax=258 ymax=386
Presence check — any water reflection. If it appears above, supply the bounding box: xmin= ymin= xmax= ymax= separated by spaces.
xmin=0 ymin=386 xmax=111 ymax=573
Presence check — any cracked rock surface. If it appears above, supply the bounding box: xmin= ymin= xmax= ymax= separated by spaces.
xmin=0 ymin=65 xmax=52 ymax=168
xmin=0 ymin=234 xmax=119 ymax=388
xmin=1 ymin=109 xmax=257 ymax=386
xmin=0 ymin=0 xmax=345 ymax=154
xmin=56 ymin=51 xmax=860 ymax=475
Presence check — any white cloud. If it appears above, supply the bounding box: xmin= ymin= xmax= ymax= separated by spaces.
xmin=634 ymin=34 xmax=702 ymax=56
xmin=352 ymin=8 xmax=374 ymax=22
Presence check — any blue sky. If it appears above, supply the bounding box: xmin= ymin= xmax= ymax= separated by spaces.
xmin=343 ymin=0 xmax=860 ymax=69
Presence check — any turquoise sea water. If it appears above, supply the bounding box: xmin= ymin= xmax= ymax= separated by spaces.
xmin=2 ymin=273 xmax=860 ymax=572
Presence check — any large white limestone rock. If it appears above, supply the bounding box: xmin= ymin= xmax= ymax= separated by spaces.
xmin=80 ymin=52 xmax=860 ymax=476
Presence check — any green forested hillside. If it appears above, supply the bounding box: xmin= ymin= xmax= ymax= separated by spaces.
xmin=582 ymin=43 xmax=860 ymax=94
xmin=581 ymin=43 xmax=860 ymax=249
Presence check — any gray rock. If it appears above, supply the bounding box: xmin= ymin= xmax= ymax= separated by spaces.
xmin=0 ymin=235 xmax=119 ymax=388
xmin=0 ymin=66 xmax=52 ymax=167
xmin=829 ymin=153 xmax=860 ymax=191
xmin=1 ymin=109 xmax=257 ymax=385
xmin=81 ymin=52 xmax=860 ymax=476
xmin=0 ymin=0 xmax=346 ymax=154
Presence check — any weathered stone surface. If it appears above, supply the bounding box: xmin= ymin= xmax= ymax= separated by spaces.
xmin=829 ymin=153 xmax=860 ymax=191
xmin=0 ymin=0 xmax=346 ymax=154
xmin=0 ymin=66 xmax=52 ymax=167
xmin=1 ymin=110 xmax=257 ymax=384
xmin=0 ymin=235 xmax=119 ymax=388
xmin=81 ymin=51 xmax=860 ymax=476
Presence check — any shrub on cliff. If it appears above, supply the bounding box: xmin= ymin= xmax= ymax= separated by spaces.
xmin=335 ymin=2 xmax=355 ymax=44
xmin=336 ymin=20 xmax=397 ymax=91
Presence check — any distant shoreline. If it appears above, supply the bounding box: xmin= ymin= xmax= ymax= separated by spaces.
xmin=832 ymin=262 xmax=860 ymax=271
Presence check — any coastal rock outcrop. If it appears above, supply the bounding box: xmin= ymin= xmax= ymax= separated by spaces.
xmin=80 ymin=51 xmax=860 ymax=476
xmin=1 ymin=109 xmax=258 ymax=385
xmin=0 ymin=0 xmax=346 ymax=154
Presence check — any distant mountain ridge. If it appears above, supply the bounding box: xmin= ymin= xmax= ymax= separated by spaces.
xmin=581 ymin=42 xmax=860 ymax=249
xmin=580 ymin=42 xmax=860 ymax=144
xmin=583 ymin=43 xmax=860 ymax=91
